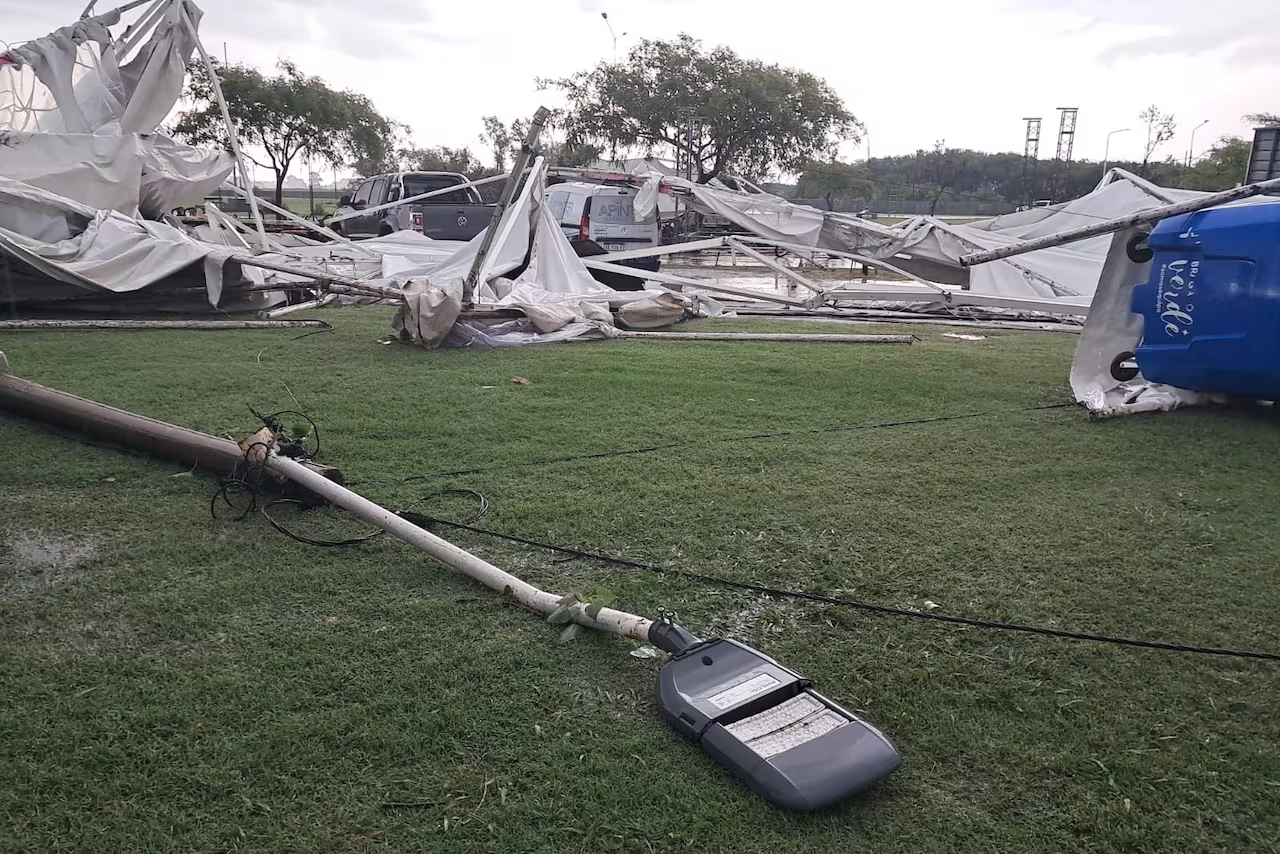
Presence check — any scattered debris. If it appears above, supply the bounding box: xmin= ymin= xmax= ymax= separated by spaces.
xmin=942 ymin=333 xmax=987 ymax=341
xmin=512 ymin=376 xmax=531 ymax=385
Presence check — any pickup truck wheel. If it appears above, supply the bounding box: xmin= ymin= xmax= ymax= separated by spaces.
xmin=378 ymin=224 xmax=394 ymax=237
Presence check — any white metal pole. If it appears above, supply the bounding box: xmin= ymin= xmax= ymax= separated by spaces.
xmin=267 ymin=455 xmax=655 ymax=642
xmin=113 ymin=0 xmax=168 ymax=60
xmin=179 ymin=4 xmax=267 ymax=245
xmin=616 ymin=331 xmax=912 ymax=344
xmin=325 ymin=171 xmax=515 ymax=226
xmin=961 ymin=174 xmax=1280 ymax=267
xmin=1102 ymin=128 xmax=1129 ymax=175
xmin=726 ymin=238 xmax=826 ymax=296
xmin=465 ymin=109 xmax=551 ymax=303
xmin=221 ymin=183 xmax=377 ymax=256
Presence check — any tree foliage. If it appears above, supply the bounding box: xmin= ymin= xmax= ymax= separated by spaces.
xmin=797 ymin=159 xmax=873 ymax=210
xmin=173 ymin=60 xmax=400 ymax=205
xmin=1138 ymin=104 xmax=1176 ymax=177
xmin=779 ymin=144 xmax=1251 ymax=212
xmin=478 ymin=112 xmax=601 ymax=172
xmin=1183 ymin=136 xmax=1251 ymax=191
xmin=540 ymin=35 xmax=859 ymax=183
xmin=1245 ymin=112 xmax=1280 ymax=127
xmin=400 ymin=145 xmax=484 ymax=175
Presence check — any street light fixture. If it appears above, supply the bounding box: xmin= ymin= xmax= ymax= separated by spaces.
xmin=1187 ymin=119 xmax=1209 ymax=168
xmin=1102 ymin=127 xmax=1130 ymax=175
xmin=601 ymin=12 xmax=627 ymax=63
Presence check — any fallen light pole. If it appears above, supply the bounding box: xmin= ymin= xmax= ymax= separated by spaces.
xmin=0 ymin=352 xmax=901 ymax=811
xmin=268 ymin=453 xmax=902 ymax=811
xmin=0 ymin=354 xmax=341 ymax=492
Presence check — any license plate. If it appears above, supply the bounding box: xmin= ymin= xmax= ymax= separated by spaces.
xmin=601 ymin=242 xmax=627 ymax=251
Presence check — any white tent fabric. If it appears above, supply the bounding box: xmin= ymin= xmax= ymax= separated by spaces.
xmin=0 ymin=2 xmax=200 ymax=136
xmin=0 ymin=2 xmax=227 ymax=219
xmin=630 ymin=168 xmax=1221 ymax=306
xmin=395 ymin=160 xmax=618 ymax=348
xmin=0 ymin=177 xmax=234 ymax=300
xmin=0 ymin=132 xmax=231 ymax=218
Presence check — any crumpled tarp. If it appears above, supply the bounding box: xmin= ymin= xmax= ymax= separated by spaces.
xmin=0 ymin=2 xmax=228 ymax=218
xmin=0 ymin=177 xmax=236 ymax=302
xmin=1 ymin=2 xmax=202 ymax=135
xmin=629 ymin=167 xmax=1228 ymax=306
xmin=394 ymin=158 xmax=620 ymax=348
xmin=0 ymin=131 xmax=232 ymax=218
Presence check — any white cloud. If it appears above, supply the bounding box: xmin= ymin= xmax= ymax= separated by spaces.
xmin=2 ymin=0 xmax=1276 ymax=175
xmin=1008 ymin=0 xmax=1280 ymax=66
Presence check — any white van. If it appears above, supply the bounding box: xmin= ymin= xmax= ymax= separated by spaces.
xmin=545 ymin=182 xmax=661 ymax=272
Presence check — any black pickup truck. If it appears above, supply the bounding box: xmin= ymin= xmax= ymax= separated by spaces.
xmin=331 ymin=171 xmax=494 ymax=241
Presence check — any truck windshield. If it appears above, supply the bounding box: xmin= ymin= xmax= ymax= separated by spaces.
xmin=403 ymin=176 xmax=473 ymax=204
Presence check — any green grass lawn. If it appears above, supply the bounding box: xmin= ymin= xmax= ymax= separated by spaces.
xmin=2 ymin=310 xmax=1279 ymax=853
xmin=280 ymin=197 xmax=338 ymax=217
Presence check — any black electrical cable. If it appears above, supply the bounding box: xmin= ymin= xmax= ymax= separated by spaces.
xmin=261 ymin=409 xmax=320 ymax=460
xmin=217 ymin=410 xmax=1280 ymax=663
xmin=259 ymin=489 xmax=491 ymax=548
xmin=405 ymin=515 xmax=1280 ymax=663
xmin=261 ymin=498 xmax=385 ymax=547
xmin=413 ymin=402 xmax=1075 ymax=480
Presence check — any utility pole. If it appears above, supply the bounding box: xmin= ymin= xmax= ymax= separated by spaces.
xmin=1021 ymin=117 xmax=1042 ymax=208
xmin=1053 ymin=107 xmax=1078 ymax=202
xmin=600 ymin=12 xmax=626 ymax=63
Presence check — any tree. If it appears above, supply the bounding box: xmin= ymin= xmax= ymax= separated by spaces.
xmin=1138 ymin=105 xmax=1176 ymax=178
xmin=479 ymin=113 xmax=602 ymax=171
xmin=796 ymin=160 xmax=873 ymax=210
xmin=1245 ymin=112 xmax=1280 ymax=127
xmin=1184 ymin=136 xmax=1250 ymax=191
xmin=401 ymin=146 xmax=484 ymax=175
xmin=479 ymin=115 xmax=516 ymax=171
xmin=916 ymin=140 xmax=968 ymax=215
xmin=540 ymin=35 xmax=859 ymax=183
xmin=174 ymin=60 xmax=401 ymax=206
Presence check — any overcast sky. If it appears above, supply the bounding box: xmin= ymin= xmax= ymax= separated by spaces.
xmin=6 ymin=0 xmax=1279 ymax=179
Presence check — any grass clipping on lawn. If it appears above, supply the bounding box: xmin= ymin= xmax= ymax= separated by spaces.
xmin=1 ymin=308 xmax=1278 ymax=854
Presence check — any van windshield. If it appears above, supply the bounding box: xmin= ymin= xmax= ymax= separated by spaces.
xmin=403 ymin=176 xmax=473 ymax=204
xmin=591 ymin=196 xmax=636 ymax=224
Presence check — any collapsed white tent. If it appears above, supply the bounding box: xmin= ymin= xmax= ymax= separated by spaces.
xmin=0 ymin=2 xmax=233 ymax=217
xmin=392 ymin=158 xmax=710 ymax=348
xmin=621 ymin=166 xmax=1225 ymax=312
xmin=0 ymin=1 xmax=252 ymax=311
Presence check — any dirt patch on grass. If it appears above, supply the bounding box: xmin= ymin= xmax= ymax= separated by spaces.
xmin=1 ymin=529 xmax=98 ymax=599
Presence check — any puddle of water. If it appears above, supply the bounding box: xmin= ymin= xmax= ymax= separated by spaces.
xmin=1 ymin=529 xmax=98 ymax=599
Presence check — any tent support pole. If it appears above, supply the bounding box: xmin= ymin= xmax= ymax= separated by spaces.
xmin=222 ymin=185 xmax=376 ymax=256
xmin=325 ymin=171 xmax=517 ymax=227
xmin=726 ymin=238 xmax=826 ymax=296
xmin=180 ymin=4 xmax=267 ymax=246
xmin=464 ymin=108 xmax=550 ymax=305
xmin=961 ymin=175 xmax=1280 ymax=267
